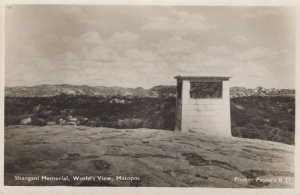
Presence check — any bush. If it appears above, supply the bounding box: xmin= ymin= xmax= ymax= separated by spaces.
xmin=5 ymin=95 xmax=295 ymax=145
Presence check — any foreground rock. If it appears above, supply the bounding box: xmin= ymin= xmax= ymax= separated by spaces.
xmin=5 ymin=125 xmax=294 ymax=187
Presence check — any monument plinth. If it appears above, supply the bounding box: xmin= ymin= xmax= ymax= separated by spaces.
xmin=175 ymin=75 xmax=231 ymax=137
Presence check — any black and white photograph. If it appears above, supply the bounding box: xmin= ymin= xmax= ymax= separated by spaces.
xmin=1 ymin=1 xmax=298 ymax=192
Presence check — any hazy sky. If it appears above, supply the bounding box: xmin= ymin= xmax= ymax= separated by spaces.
xmin=5 ymin=5 xmax=295 ymax=89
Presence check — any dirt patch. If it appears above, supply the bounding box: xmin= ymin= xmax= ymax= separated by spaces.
xmin=5 ymin=162 xmax=19 ymax=173
xmin=243 ymin=146 xmax=270 ymax=151
xmin=240 ymin=169 xmax=270 ymax=187
xmin=62 ymin=153 xmax=99 ymax=160
xmin=95 ymin=134 xmax=128 ymax=141
xmin=133 ymin=153 xmax=178 ymax=159
xmin=182 ymin=153 xmax=236 ymax=171
xmin=240 ymin=169 xmax=265 ymax=178
xmin=209 ymin=160 xmax=236 ymax=171
xmin=85 ymin=155 xmax=99 ymax=159
xmin=91 ymin=159 xmax=111 ymax=170
xmin=181 ymin=153 xmax=209 ymax=166
xmin=15 ymin=157 xmax=35 ymax=169
xmin=267 ymin=171 xmax=294 ymax=177
xmin=66 ymin=153 xmax=81 ymax=160
xmin=23 ymin=141 xmax=49 ymax=145
xmin=103 ymin=153 xmax=178 ymax=159
xmin=195 ymin=174 xmax=208 ymax=180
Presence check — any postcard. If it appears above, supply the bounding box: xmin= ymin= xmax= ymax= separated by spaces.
xmin=0 ymin=0 xmax=299 ymax=195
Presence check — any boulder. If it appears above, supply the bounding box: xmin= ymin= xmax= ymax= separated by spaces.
xmin=64 ymin=122 xmax=77 ymax=126
xmin=20 ymin=117 xmax=31 ymax=125
xmin=69 ymin=118 xmax=78 ymax=122
xmin=59 ymin=119 xmax=66 ymax=125
xmin=47 ymin=121 xmax=56 ymax=126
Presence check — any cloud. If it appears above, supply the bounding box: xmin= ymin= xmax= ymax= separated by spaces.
xmin=242 ymin=9 xmax=282 ymax=19
xmin=107 ymin=31 xmax=139 ymax=49
xmin=80 ymin=32 xmax=103 ymax=45
xmin=62 ymin=31 xmax=103 ymax=49
xmin=64 ymin=51 xmax=78 ymax=61
xmin=235 ymin=47 xmax=277 ymax=61
xmin=61 ymin=6 xmax=107 ymax=30
xmin=142 ymin=8 xmax=214 ymax=32
xmin=63 ymin=31 xmax=138 ymax=51
xmin=153 ymin=35 xmax=198 ymax=55
xmin=60 ymin=31 xmax=140 ymax=64
xmin=58 ymin=30 xmax=163 ymax=87
xmin=204 ymin=45 xmax=229 ymax=55
xmin=232 ymin=35 xmax=248 ymax=45
xmin=5 ymin=6 xmax=294 ymax=89
xmin=124 ymin=48 xmax=160 ymax=62
xmin=63 ymin=6 xmax=89 ymax=19
xmin=81 ymin=47 xmax=121 ymax=62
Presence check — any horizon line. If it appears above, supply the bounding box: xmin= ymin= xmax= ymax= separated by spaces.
xmin=4 ymin=83 xmax=296 ymax=90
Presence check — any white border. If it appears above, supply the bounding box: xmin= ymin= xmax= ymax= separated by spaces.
xmin=0 ymin=0 xmax=299 ymax=195
xmin=0 ymin=0 xmax=297 ymax=6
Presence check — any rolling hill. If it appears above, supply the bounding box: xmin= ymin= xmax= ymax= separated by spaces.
xmin=5 ymin=84 xmax=295 ymax=98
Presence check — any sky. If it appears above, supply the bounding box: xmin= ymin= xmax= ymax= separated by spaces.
xmin=5 ymin=5 xmax=295 ymax=89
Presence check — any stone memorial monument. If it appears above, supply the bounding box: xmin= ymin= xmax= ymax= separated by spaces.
xmin=175 ymin=75 xmax=231 ymax=137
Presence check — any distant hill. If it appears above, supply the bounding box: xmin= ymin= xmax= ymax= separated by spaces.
xmin=147 ymin=85 xmax=176 ymax=97
xmin=5 ymin=84 xmax=175 ymax=98
xmin=230 ymin=87 xmax=295 ymax=98
xmin=5 ymin=84 xmax=149 ymax=97
xmin=5 ymin=84 xmax=294 ymax=98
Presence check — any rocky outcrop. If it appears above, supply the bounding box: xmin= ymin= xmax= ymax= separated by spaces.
xmin=5 ymin=126 xmax=294 ymax=187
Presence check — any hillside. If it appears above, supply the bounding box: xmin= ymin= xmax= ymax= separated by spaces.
xmin=5 ymin=95 xmax=295 ymax=145
xmin=230 ymin=87 xmax=295 ymax=98
xmin=4 ymin=85 xmax=172 ymax=98
xmin=5 ymin=84 xmax=295 ymax=98
xmin=231 ymin=96 xmax=295 ymax=145
xmin=5 ymin=125 xmax=294 ymax=187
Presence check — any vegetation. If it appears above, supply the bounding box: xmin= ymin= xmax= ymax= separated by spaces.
xmin=5 ymin=95 xmax=295 ymax=145
xmin=5 ymin=95 xmax=176 ymax=130
xmin=231 ymin=96 xmax=295 ymax=145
